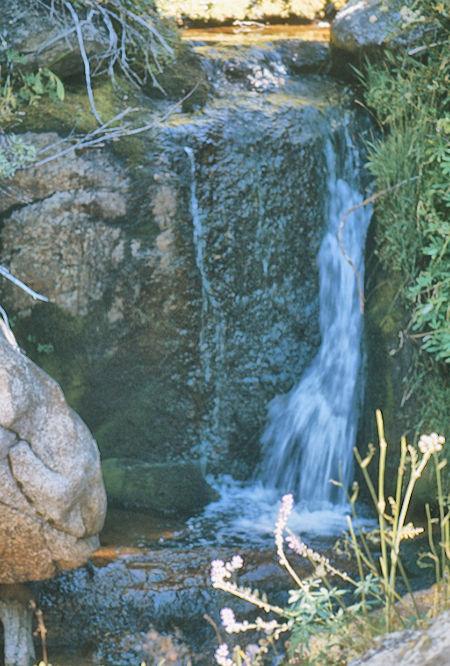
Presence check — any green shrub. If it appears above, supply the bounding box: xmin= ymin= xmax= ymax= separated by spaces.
xmin=361 ymin=2 xmax=449 ymax=364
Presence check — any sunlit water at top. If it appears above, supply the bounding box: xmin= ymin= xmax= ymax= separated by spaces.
xmin=182 ymin=23 xmax=330 ymax=46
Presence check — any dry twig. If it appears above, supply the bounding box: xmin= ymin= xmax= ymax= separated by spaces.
xmin=338 ymin=176 xmax=420 ymax=313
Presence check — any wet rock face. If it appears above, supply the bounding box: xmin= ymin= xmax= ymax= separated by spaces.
xmin=0 ymin=335 xmax=106 ymax=584
xmin=0 ymin=90 xmax=331 ymax=475
xmin=0 ymin=29 xmax=364 ymax=479
xmin=170 ymin=99 xmax=329 ymax=472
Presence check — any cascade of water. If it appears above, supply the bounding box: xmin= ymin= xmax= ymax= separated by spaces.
xmin=184 ymin=146 xmax=217 ymax=312
xmin=184 ymin=145 xmax=227 ymax=459
xmin=259 ymin=128 xmax=371 ymax=506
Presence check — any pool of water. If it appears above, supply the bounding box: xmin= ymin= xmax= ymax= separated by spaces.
xmin=182 ymin=22 xmax=330 ymax=45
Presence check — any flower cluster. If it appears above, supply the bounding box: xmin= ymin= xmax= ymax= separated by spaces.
xmin=418 ymin=433 xmax=445 ymax=456
xmin=215 ymin=641 xmax=268 ymax=666
xmin=220 ymin=607 xmax=285 ymax=637
xmin=215 ymin=643 xmax=233 ymax=666
xmin=211 ymin=556 xmax=283 ymax=615
xmin=274 ymin=494 xmax=294 ymax=555
xmin=286 ymin=533 xmax=352 ymax=582
xmin=211 ymin=556 xmax=244 ymax=586
xmin=221 ymin=607 xmax=243 ymax=634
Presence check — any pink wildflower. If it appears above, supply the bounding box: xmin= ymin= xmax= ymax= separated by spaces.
xmin=215 ymin=643 xmax=233 ymax=666
xmin=211 ymin=559 xmax=229 ymax=585
xmin=274 ymin=493 xmax=294 ymax=551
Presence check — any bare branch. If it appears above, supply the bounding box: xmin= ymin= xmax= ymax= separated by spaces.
xmin=338 ymin=176 xmax=420 ymax=313
xmin=0 ymin=306 xmax=20 ymax=351
xmin=0 ymin=265 xmax=49 ymax=302
xmin=63 ymin=0 xmax=103 ymax=125
xmin=36 ymin=25 xmax=78 ymax=54
xmin=118 ymin=5 xmax=174 ymax=56
xmin=21 ymin=83 xmax=200 ymax=170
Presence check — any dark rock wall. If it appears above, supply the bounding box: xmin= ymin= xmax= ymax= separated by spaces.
xmin=161 ymin=105 xmax=328 ymax=474
xmin=0 ymin=22 xmax=368 ymax=478
xmin=0 ymin=99 xmax=331 ymax=476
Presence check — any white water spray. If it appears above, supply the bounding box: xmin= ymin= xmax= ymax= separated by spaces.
xmin=259 ymin=131 xmax=371 ymax=506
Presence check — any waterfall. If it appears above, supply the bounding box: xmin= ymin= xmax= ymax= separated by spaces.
xmin=184 ymin=122 xmax=373 ymax=543
xmin=184 ymin=145 xmax=226 ymax=460
xmin=184 ymin=146 xmax=217 ymax=314
xmin=259 ymin=129 xmax=371 ymax=506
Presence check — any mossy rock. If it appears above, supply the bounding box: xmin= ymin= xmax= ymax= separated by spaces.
xmin=147 ymin=42 xmax=210 ymax=110
xmin=101 ymin=458 xmax=219 ymax=516
xmin=361 ymin=234 xmax=450 ymax=509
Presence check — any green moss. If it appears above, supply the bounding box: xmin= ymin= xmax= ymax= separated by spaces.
xmin=101 ymin=458 xmax=217 ymax=515
xmin=19 ymin=78 xmax=128 ymax=134
xmin=12 ymin=303 xmax=89 ymax=413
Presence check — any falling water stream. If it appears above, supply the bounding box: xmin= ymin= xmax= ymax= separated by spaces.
xmin=183 ymin=123 xmax=372 ymax=543
xmin=259 ymin=131 xmax=371 ymax=506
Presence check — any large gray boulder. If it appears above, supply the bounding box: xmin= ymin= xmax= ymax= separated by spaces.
xmin=0 ymin=333 xmax=106 ymax=584
xmin=330 ymin=0 xmax=426 ymax=72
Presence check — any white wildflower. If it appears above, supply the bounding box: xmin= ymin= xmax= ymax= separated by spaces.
xmin=400 ymin=522 xmax=424 ymax=540
xmin=215 ymin=643 xmax=233 ymax=666
xmin=418 ymin=432 xmax=445 ymax=455
xmin=274 ymin=494 xmax=293 ymax=552
xmin=227 ymin=555 xmax=244 ymax=572
xmin=220 ymin=607 xmax=242 ymax=633
xmin=211 ymin=559 xmax=229 ymax=585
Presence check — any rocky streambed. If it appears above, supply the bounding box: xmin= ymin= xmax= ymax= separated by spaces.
xmin=32 ymin=507 xmax=354 ymax=665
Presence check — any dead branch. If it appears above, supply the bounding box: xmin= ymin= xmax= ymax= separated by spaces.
xmin=0 ymin=265 xmax=49 ymax=302
xmin=63 ymin=1 xmax=103 ymax=124
xmin=338 ymin=176 xmax=420 ymax=313
xmin=0 ymin=305 xmax=20 ymax=350
xmin=20 ymin=83 xmax=200 ymax=170
xmin=203 ymin=613 xmax=223 ymax=645
xmin=30 ymin=600 xmax=48 ymax=666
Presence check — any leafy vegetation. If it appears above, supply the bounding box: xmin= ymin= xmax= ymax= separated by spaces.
xmin=0 ymin=48 xmax=62 ymax=177
xmin=210 ymin=412 xmax=449 ymax=665
xmin=361 ymin=1 xmax=449 ymax=364
xmin=0 ymin=0 xmax=180 ymax=178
